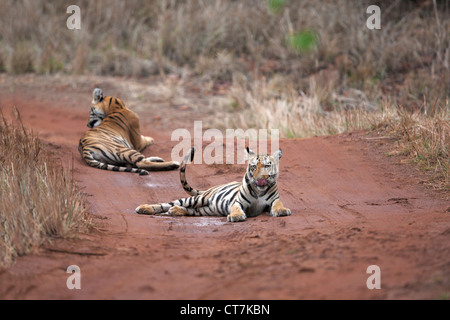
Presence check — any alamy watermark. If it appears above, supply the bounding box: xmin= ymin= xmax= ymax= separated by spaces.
xmin=171 ymin=121 xmax=279 ymax=164
xmin=66 ymin=4 xmax=382 ymax=31
xmin=66 ymin=265 xmax=81 ymax=290
xmin=366 ymin=265 xmax=381 ymax=289
xmin=65 ymin=264 xmax=381 ymax=291
xmin=366 ymin=5 xmax=381 ymax=30
xmin=66 ymin=5 xmax=81 ymax=30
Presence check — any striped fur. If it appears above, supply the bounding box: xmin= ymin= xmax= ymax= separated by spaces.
xmin=136 ymin=147 xmax=291 ymax=222
xmin=78 ymin=88 xmax=180 ymax=175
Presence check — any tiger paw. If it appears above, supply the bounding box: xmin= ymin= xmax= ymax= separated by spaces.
xmin=168 ymin=161 xmax=180 ymax=169
xmin=271 ymin=207 xmax=291 ymax=217
xmin=227 ymin=206 xmax=246 ymax=222
xmin=136 ymin=204 xmax=159 ymax=215
xmin=168 ymin=205 xmax=188 ymax=216
xmin=270 ymin=199 xmax=291 ymax=217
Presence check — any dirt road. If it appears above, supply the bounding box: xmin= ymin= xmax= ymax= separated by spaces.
xmin=0 ymin=75 xmax=449 ymax=299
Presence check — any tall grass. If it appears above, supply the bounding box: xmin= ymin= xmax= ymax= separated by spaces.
xmin=388 ymin=101 xmax=449 ymax=190
xmin=220 ymin=77 xmax=449 ymax=190
xmin=0 ymin=0 xmax=447 ymax=107
xmin=0 ymin=110 xmax=89 ymax=268
xmin=0 ymin=0 xmax=447 ymax=189
xmin=222 ymin=76 xmax=383 ymax=138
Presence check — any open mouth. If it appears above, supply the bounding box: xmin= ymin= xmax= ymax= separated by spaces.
xmin=256 ymin=179 xmax=268 ymax=187
xmin=87 ymin=120 xmax=100 ymax=128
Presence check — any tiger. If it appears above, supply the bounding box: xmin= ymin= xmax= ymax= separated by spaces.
xmin=135 ymin=146 xmax=291 ymax=222
xmin=78 ymin=88 xmax=180 ymax=175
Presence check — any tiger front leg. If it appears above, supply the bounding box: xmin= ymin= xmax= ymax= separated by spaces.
xmin=146 ymin=156 xmax=164 ymax=162
xmin=227 ymin=203 xmax=247 ymax=222
xmin=136 ymin=203 xmax=167 ymax=215
xmin=168 ymin=205 xmax=188 ymax=216
xmin=135 ymin=158 xmax=180 ymax=171
xmin=270 ymin=199 xmax=291 ymax=217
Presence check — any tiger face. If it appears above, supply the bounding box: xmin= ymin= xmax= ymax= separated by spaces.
xmin=86 ymin=87 xmax=121 ymax=128
xmin=87 ymin=106 xmax=105 ymax=128
xmin=246 ymin=148 xmax=282 ymax=191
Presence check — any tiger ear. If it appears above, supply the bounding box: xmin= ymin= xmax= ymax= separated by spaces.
xmin=92 ymin=88 xmax=104 ymax=104
xmin=272 ymin=148 xmax=282 ymax=163
xmin=245 ymin=147 xmax=255 ymax=162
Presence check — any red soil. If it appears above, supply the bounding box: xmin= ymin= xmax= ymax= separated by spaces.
xmin=0 ymin=75 xmax=448 ymax=299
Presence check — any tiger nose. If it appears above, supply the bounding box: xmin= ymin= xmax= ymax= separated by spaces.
xmin=257 ymin=172 xmax=268 ymax=179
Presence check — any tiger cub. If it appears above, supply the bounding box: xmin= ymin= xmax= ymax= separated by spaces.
xmin=136 ymin=147 xmax=291 ymax=222
xmin=78 ymin=88 xmax=179 ymax=175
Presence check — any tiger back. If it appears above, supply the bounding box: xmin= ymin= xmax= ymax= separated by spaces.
xmin=136 ymin=147 xmax=291 ymax=222
xmin=78 ymin=88 xmax=179 ymax=175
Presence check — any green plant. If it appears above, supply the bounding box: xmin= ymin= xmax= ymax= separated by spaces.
xmin=288 ymin=29 xmax=318 ymax=53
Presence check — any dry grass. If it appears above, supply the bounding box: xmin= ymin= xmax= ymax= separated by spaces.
xmin=221 ymin=75 xmax=381 ymax=138
xmin=0 ymin=1 xmax=447 ymax=106
xmin=0 ymin=0 xmax=447 ymax=190
xmin=383 ymin=101 xmax=449 ymax=190
xmin=221 ymin=76 xmax=449 ymax=189
xmin=0 ymin=109 xmax=89 ymax=268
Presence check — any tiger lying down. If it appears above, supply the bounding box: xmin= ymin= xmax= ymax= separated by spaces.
xmin=136 ymin=147 xmax=291 ymax=222
xmin=78 ymin=88 xmax=180 ymax=175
